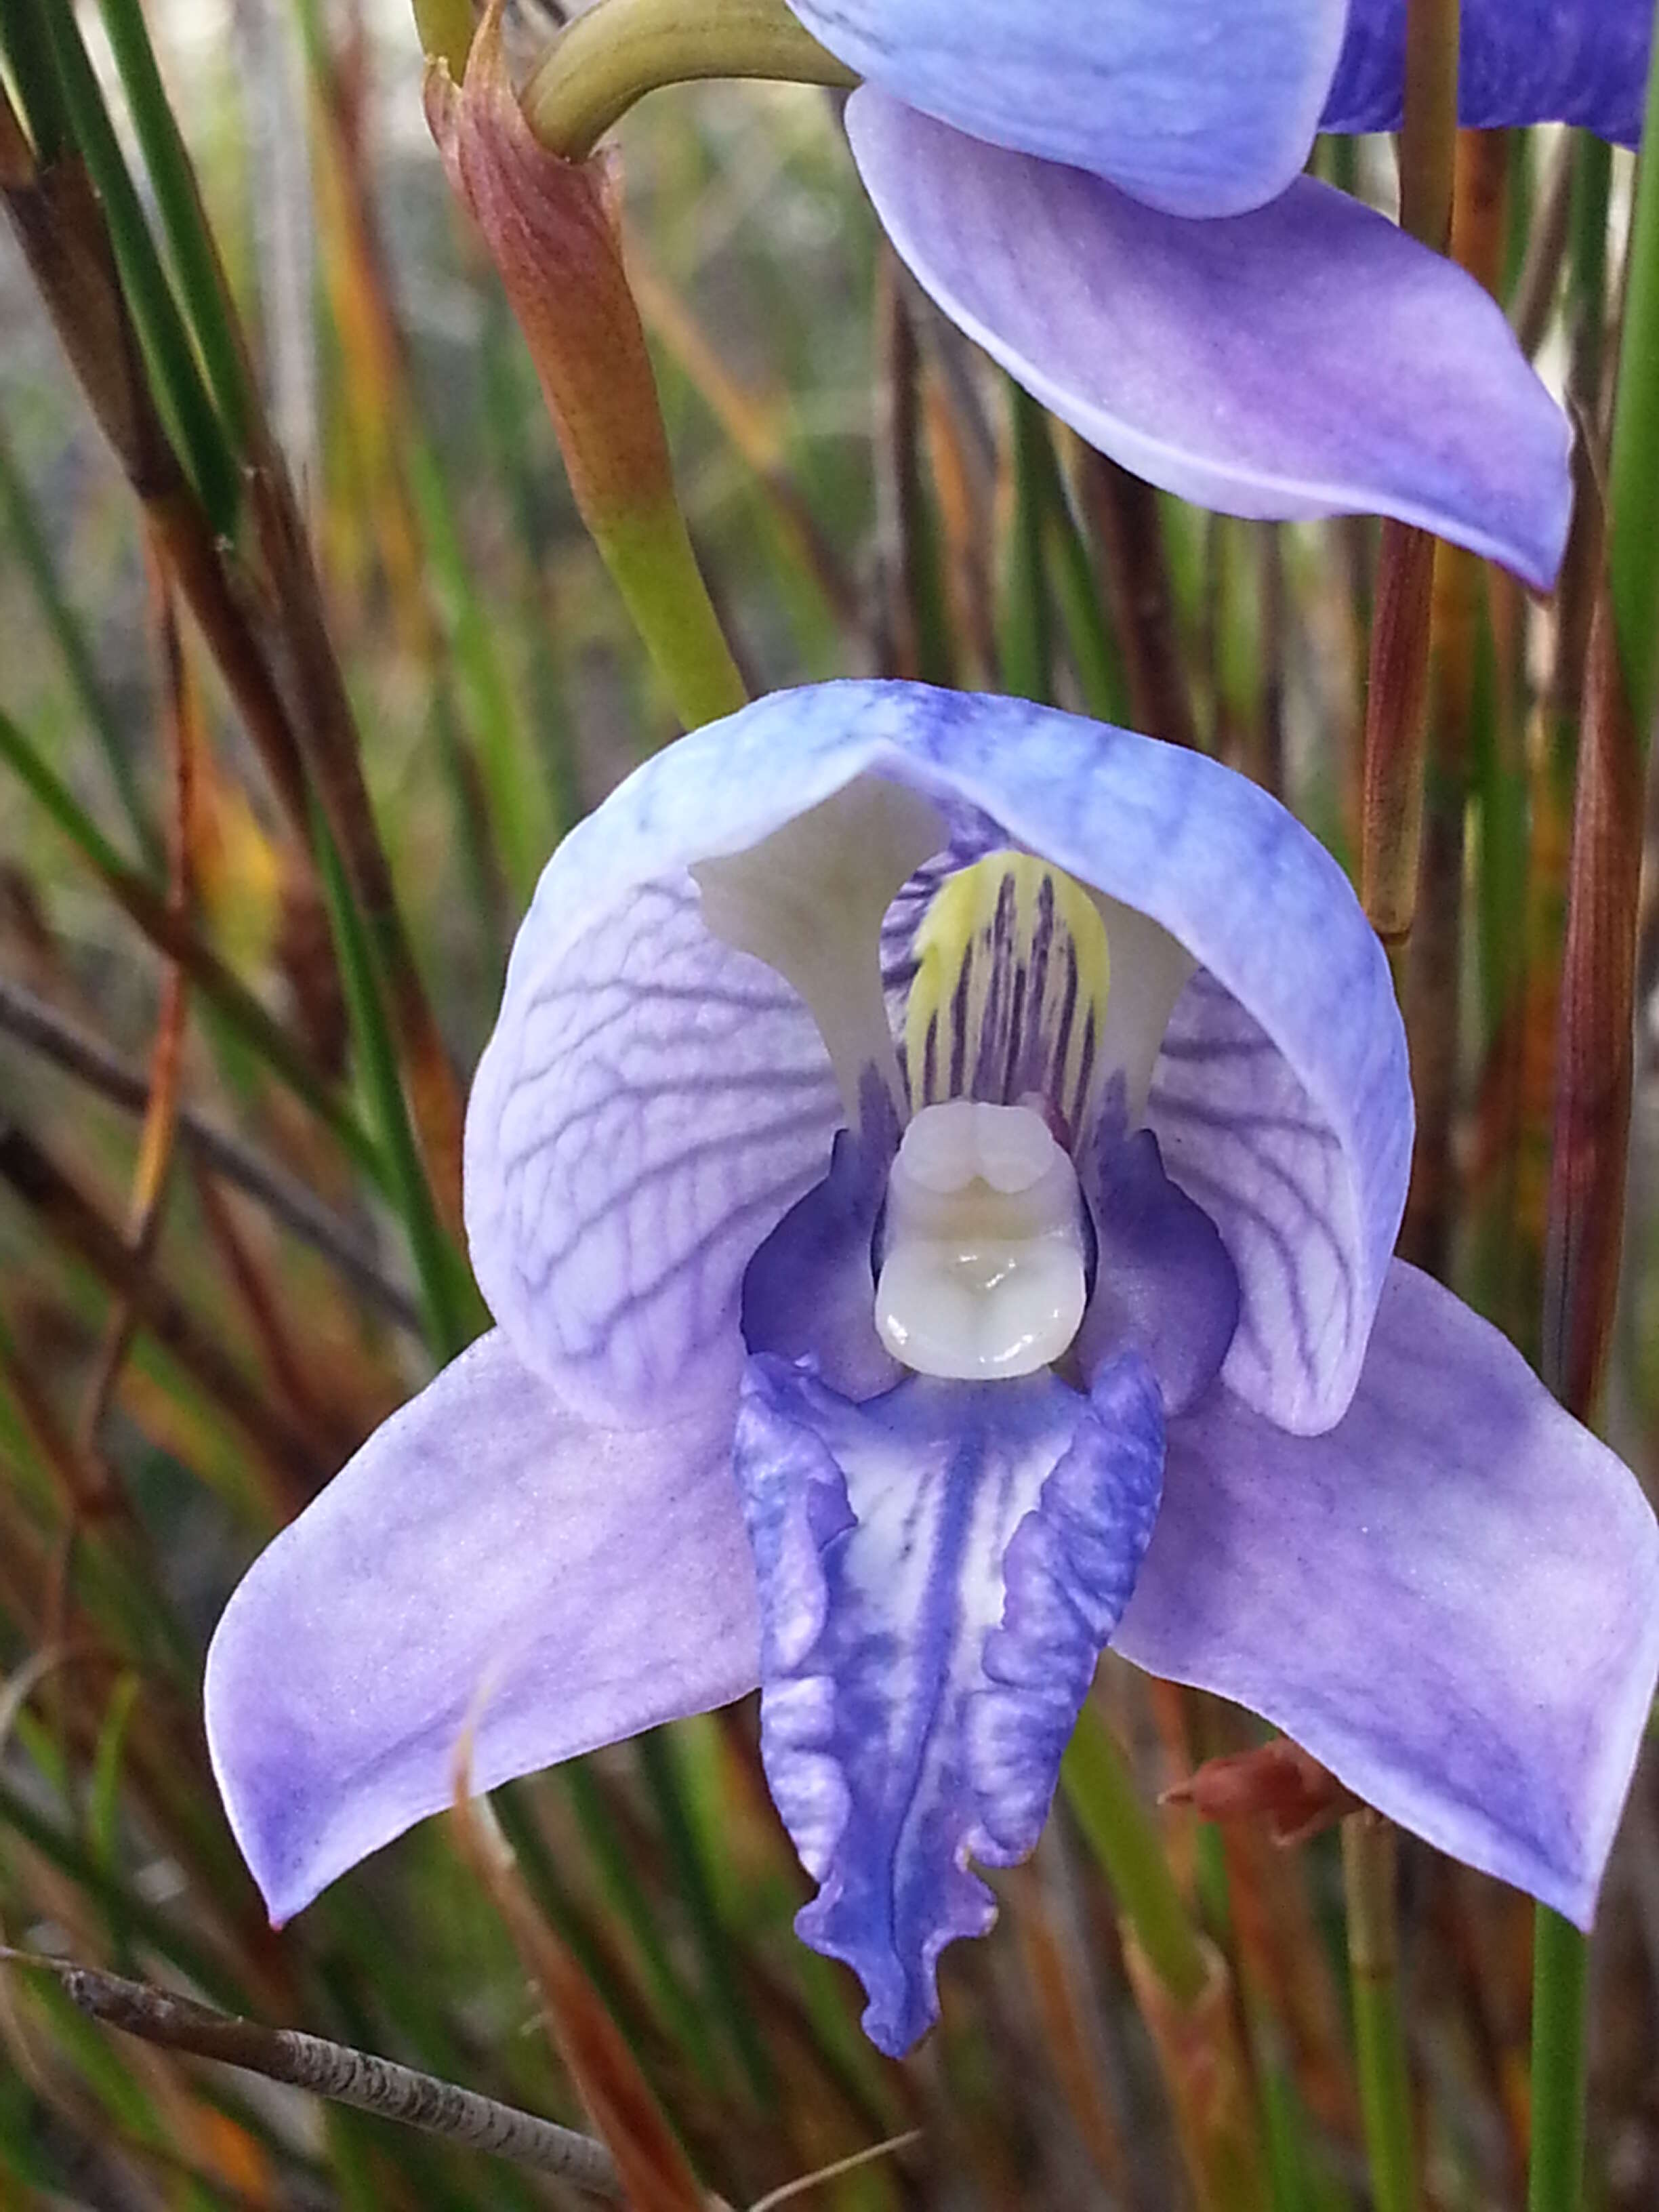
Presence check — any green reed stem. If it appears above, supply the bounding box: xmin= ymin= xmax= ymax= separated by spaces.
xmin=1060 ymin=1704 xmax=1206 ymax=2007
xmin=32 ymin=0 xmax=239 ymax=530
xmin=1528 ymin=1908 xmax=1589 ymax=2211
xmin=1028 ymin=428 xmax=1132 ymax=725
xmin=94 ymin=0 xmax=253 ymax=447
xmin=0 ymin=0 xmax=71 ymax=161
xmin=1567 ymin=136 xmax=1613 ymax=412
xmin=562 ymin=1764 xmax=717 ymax=2083
xmin=638 ymin=1729 xmax=774 ymax=2102
xmin=1608 ymin=7 xmax=1659 ymax=746
xmin=999 ymin=384 xmax=1055 ymax=705
xmin=310 ymin=805 xmax=480 ymax=1361
xmin=406 ymin=434 xmax=550 ymax=904
xmin=1342 ymin=1816 xmax=1418 ymax=2212
xmin=0 ymin=428 xmax=159 ymax=867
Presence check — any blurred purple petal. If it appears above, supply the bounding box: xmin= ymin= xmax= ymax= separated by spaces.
xmin=786 ymin=0 xmax=1345 ymax=214
xmin=1116 ymin=1264 xmax=1659 ymax=1924
xmin=848 ymin=95 xmax=1571 ymax=589
xmin=205 ymin=1331 xmax=758 ymax=1922
xmin=472 ymin=682 xmax=1408 ymax=1434
xmin=1076 ymin=1113 xmax=1241 ymax=1417
xmin=735 ymin=1353 xmax=1164 ymax=2055
xmin=1324 ymin=1 xmax=1652 ymax=144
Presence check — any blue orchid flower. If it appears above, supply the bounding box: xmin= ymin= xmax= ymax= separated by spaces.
xmin=207 ymin=683 xmax=1659 ymax=2058
xmin=779 ymin=0 xmax=1652 ymax=590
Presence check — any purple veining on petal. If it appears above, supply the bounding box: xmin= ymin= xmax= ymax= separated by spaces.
xmin=1148 ymin=970 xmax=1359 ymax=1433
xmin=469 ymin=680 xmax=1410 ymax=1437
xmin=1323 ymin=0 xmax=1652 ymax=146
xmin=787 ymin=0 xmax=1345 ymax=216
xmin=468 ymin=875 xmax=841 ymax=1425
xmin=848 ymin=94 xmax=1571 ymax=589
xmin=741 ymin=1070 xmax=902 ymax=1401
xmin=1076 ymin=1097 xmax=1242 ymax=1416
xmin=734 ymin=1353 xmax=1164 ymax=2055
xmin=1118 ymin=1263 xmax=1659 ymax=1925
xmin=205 ymin=1331 xmax=759 ymax=1923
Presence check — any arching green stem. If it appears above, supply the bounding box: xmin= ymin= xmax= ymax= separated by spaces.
xmin=523 ymin=0 xmax=855 ymax=161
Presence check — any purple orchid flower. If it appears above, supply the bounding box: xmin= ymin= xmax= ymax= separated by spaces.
xmin=207 ymin=682 xmax=1659 ymax=2058
xmin=782 ymin=0 xmax=1652 ymax=590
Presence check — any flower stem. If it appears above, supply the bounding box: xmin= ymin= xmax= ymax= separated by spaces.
xmin=522 ymin=0 xmax=855 ymax=161
xmin=1528 ymin=1908 xmax=1589 ymax=2211
xmin=428 ymin=3 xmax=748 ymax=734
xmin=1342 ymin=1814 xmax=1418 ymax=2212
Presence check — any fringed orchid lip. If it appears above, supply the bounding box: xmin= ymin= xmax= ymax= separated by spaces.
xmin=205 ymin=682 xmax=1659 ymax=2064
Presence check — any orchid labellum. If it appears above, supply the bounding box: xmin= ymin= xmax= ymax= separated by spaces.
xmin=207 ymin=683 xmax=1659 ymax=2058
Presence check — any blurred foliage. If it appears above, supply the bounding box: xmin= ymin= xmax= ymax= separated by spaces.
xmin=0 ymin=1 xmax=1656 ymax=2207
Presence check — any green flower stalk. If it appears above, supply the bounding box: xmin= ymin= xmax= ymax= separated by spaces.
xmin=425 ymin=3 xmax=745 ymax=733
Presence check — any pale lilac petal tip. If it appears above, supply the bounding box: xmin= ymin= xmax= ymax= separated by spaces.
xmin=735 ymin=1355 xmax=1164 ymax=2055
xmin=1117 ymin=1264 xmax=1659 ymax=1925
xmin=205 ymin=1332 xmax=760 ymax=1921
xmin=788 ymin=0 xmax=1345 ymax=214
xmin=849 ymin=94 xmax=1572 ymax=590
xmin=1324 ymin=0 xmax=1652 ymax=146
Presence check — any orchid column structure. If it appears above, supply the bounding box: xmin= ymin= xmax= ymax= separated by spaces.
xmin=208 ymin=682 xmax=1659 ymax=2059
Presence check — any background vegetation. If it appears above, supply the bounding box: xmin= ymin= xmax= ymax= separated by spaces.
xmin=0 ymin=1 xmax=1656 ymax=2205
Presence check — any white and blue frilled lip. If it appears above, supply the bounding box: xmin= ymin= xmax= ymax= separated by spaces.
xmin=466 ymin=680 xmax=1411 ymax=1444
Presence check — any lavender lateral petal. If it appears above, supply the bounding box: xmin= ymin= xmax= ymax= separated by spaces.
xmin=1324 ymin=0 xmax=1652 ymax=145
xmin=1076 ymin=1112 xmax=1242 ymax=1417
xmin=205 ymin=1331 xmax=760 ymax=1923
xmin=468 ymin=875 xmax=841 ymax=1426
xmin=735 ymin=1354 xmax=1164 ymax=2055
xmin=1147 ymin=971 xmax=1363 ymax=1432
xmin=1117 ymin=1264 xmax=1659 ymax=1925
xmin=785 ymin=0 xmax=1345 ymax=216
xmin=848 ymin=94 xmax=1570 ymax=589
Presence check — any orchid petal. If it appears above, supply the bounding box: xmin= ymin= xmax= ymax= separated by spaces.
xmin=735 ymin=1353 xmax=1164 ymax=2055
xmin=787 ymin=0 xmax=1345 ymax=216
xmin=1116 ymin=1264 xmax=1659 ymax=1925
xmin=1076 ymin=1113 xmax=1242 ymax=1418
xmin=473 ymin=682 xmax=1408 ymax=1434
xmin=1324 ymin=1 xmax=1652 ymax=144
xmin=468 ymin=875 xmax=841 ymax=1425
xmin=848 ymin=96 xmax=1570 ymax=590
xmin=1147 ymin=971 xmax=1375 ymax=1432
xmin=205 ymin=1331 xmax=759 ymax=1922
